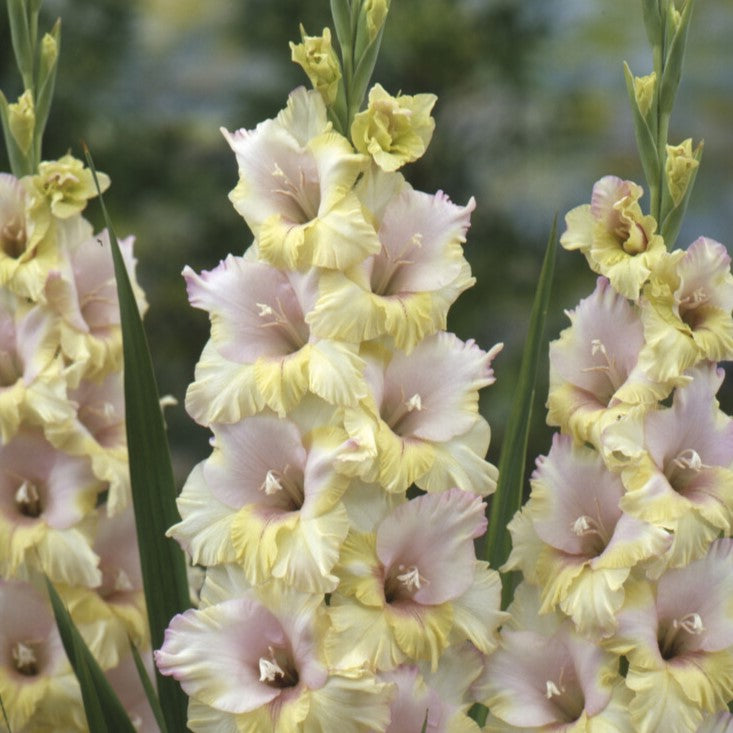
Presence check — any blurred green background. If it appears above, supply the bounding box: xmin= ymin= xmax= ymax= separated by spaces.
xmin=2 ymin=0 xmax=732 ymax=492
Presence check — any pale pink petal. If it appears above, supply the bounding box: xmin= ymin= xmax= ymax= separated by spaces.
xmin=376 ymin=489 xmax=486 ymax=604
xmin=372 ymin=189 xmax=474 ymax=294
xmin=678 ymin=237 xmax=733 ymax=313
xmin=656 ymin=539 xmax=733 ymax=653
xmin=382 ymin=332 xmax=499 ymax=442
xmin=0 ymin=429 xmax=98 ymax=529
xmin=183 ymin=255 xmax=308 ymax=362
xmin=0 ymin=578 xmax=67 ymax=677
xmin=549 ymin=277 xmax=647 ymax=406
xmin=155 ymin=598 xmax=287 ymax=714
xmin=204 ymin=416 xmax=306 ymax=511
xmin=93 ymin=507 xmax=143 ymax=599
xmin=381 ymin=665 xmax=443 ymax=733
xmin=532 ymin=434 xmax=623 ymax=556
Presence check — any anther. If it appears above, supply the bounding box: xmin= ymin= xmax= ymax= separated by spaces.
xmin=259 ymin=646 xmax=286 ymax=683
xmin=12 ymin=641 xmax=38 ymax=675
xmin=545 ymin=680 xmax=562 ymax=699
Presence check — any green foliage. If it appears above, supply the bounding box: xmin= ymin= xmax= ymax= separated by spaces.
xmin=45 ymin=577 xmax=137 ymax=733
xmin=85 ymin=149 xmax=191 ymax=732
xmin=483 ymin=216 xmax=557 ymax=609
xmin=129 ymin=639 xmax=169 ymax=733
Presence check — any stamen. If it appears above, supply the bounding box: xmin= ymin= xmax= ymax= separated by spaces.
xmin=672 ymin=448 xmax=703 ymax=472
xmin=572 ymin=515 xmax=594 ymax=535
xmin=673 ymin=612 xmax=704 ymax=635
xmin=396 ymin=564 xmax=425 ymax=591
xmin=590 ymin=339 xmax=607 ymax=357
xmin=259 ymin=647 xmax=286 ymax=683
xmin=261 ymin=470 xmax=284 ymax=496
xmin=580 ymin=338 xmax=624 ymax=394
xmin=385 ymin=391 xmax=425 ymax=432
xmin=113 ymin=568 xmax=134 ymax=593
xmin=680 ymin=287 xmax=708 ymax=308
xmin=545 ymin=680 xmax=562 ymax=699
xmin=405 ymin=393 xmax=422 ymax=412
xmin=15 ymin=480 xmax=41 ymax=517
xmin=271 ymin=163 xmax=318 ymax=222
xmin=254 ymin=298 xmax=306 ymax=351
xmin=257 ymin=302 xmax=275 ymax=318
xmin=12 ymin=641 xmax=38 ymax=675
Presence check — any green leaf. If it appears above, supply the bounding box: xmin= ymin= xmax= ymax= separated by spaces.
xmin=659 ymin=0 xmax=694 ymax=116
xmin=84 ymin=146 xmax=191 ymax=733
xmin=44 ymin=577 xmax=137 ymax=733
xmin=623 ymin=62 xmax=659 ymax=194
xmin=6 ymin=0 xmax=34 ymax=89
xmin=129 ymin=639 xmax=169 ymax=733
xmin=641 ymin=0 xmax=662 ymax=46
xmin=483 ymin=216 xmax=558 ymax=609
xmin=349 ymin=23 xmax=385 ymax=122
xmin=330 ymin=0 xmax=353 ymax=59
xmin=0 ymin=691 xmax=12 ymax=733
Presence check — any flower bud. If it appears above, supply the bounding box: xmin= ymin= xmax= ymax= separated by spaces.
xmin=31 ymin=154 xmax=110 ymax=218
xmin=8 ymin=90 xmax=35 ymax=155
xmin=290 ymin=26 xmax=341 ymax=106
xmin=665 ymin=138 xmax=701 ymax=207
xmin=351 ymin=83 xmax=436 ymax=172
xmin=633 ymin=71 xmax=656 ymax=119
xmin=365 ymin=0 xmax=390 ymax=42
xmin=40 ymin=31 xmax=59 ymax=76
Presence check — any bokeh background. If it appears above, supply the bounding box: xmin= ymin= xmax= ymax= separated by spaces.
xmin=2 ymin=0 xmax=732 ymax=493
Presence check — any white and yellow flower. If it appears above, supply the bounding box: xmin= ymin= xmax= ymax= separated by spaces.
xmin=308 ymin=186 xmax=476 ymax=352
xmin=327 ymin=489 xmax=504 ymax=672
xmin=156 ymin=568 xmax=391 ymax=733
xmin=184 ymin=254 xmax=367 ymax=423
xmin=223 ymin=87 xmax=379 ymax=271
xmin=351 ymin=84 xmax=436 ymax=172
xmin=639 ymin=236 xmax=733 ymax=383
xmin=608 ymin=540 xmax=733 ymax=733
xmin=561 ymin=176 xmax=667 ymax=300
xmin=340 ymin=333 xmax=500 ymax=494
xmin=169 ymin=413 xmax=352 ymax=593
xmin=0 ymin=428 xmax=101 ymax=586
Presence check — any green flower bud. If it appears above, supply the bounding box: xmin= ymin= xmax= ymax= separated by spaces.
xmin=40 ymin=31 xmax=59 ymax=76
xmin=290 ymin=26 xmax=342 ymax=106
xmin=8 ymin=90 xmax=35 ymax=155
xmin=633 ymin=71 xmax=657 ymax=120
xmin=351 ymin=83 xmax=436 ymax=171
xmin=31 ymin=154 xmax=110 ymax=218
xmin=365 ymin=0 xmax=390 ymax=43
xmin=665 ymin=138 xmax=701 ymax=207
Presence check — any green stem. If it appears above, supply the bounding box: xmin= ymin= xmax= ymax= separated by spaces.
xmin=650 ymin=25 xmax=667 ymax=221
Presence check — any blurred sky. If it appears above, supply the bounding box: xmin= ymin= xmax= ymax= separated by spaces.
xmin=2 ymin=0 xmax=732 ymax=486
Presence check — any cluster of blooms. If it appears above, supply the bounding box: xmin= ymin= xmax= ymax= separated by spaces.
xmin=0 ymin=155 xmax=153 ymax=730
xmin=484 ymin=174 xmax=733 ymax=732
xmin=154 ymin=79 xmax=507 ymax=731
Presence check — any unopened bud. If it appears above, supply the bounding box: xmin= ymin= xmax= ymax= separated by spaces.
xmin=665 ymin=138 xmax=701 ymax=207
xmin=633 ymin=71 xmax=656 ymax=119
xmin=8 ymin=90 xmax=35 ymax=155
xmin=290 ymin=26 xmax=341 ymax=106
xmin=365 ymin=0 xmax=390 ymax=42
xmin=41 ymin=31 xmax=59 ymax=74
